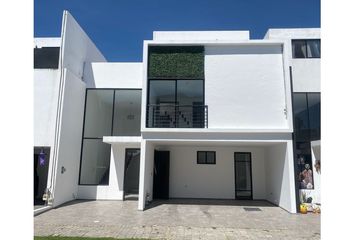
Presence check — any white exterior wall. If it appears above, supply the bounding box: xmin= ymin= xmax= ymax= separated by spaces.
xmin=34 ymin=70 xmax=60 ymax=147
xmin=34 ymin=38 xmax=61 ymax=48
xmin=53 ymin=69 xmax=86 ymax=206
xmin=265 ymin=28 xmax=320 ymax=92
xmin=91 ymin=62 xmax=143 ymax=88
xmin=204 ymin=44 xmax=288 ymax=129
xmin=165 ymin=145 xmax=266 ymax=199
xmin=265 ymin=141 xmax=296 ymax=213
xmin=311 ymin=141 xmax=321 ymax=203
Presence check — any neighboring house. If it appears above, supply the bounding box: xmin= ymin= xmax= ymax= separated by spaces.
xmin=34 ymin=10 xmax=320 ymax=214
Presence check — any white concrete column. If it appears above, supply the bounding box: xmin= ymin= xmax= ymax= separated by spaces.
xmin=286 ymin=140 xmax=297 ymax=213
xmin=138 ymin=139 xmax=147 ymax=210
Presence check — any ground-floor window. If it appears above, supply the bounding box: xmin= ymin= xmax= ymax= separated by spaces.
xmin=79 ymin=139 xmax=111 ymax=185
xmin=197 ymin=151 xmax=216 ymax=164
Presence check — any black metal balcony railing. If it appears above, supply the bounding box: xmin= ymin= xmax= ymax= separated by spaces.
xmin=147 ymin=104 xmax=208 ymax=128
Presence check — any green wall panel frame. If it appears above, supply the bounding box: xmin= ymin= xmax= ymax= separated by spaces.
xmin=148 ymin=46 xmax=204 ymax=79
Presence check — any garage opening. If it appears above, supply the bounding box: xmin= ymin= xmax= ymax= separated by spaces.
xmin=124 ymin=149 xmax=140 ymax=200
xmin=34 ymin=147 xmax=50 ymax=207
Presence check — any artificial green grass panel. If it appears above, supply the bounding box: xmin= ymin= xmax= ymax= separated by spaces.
xmin=34 ymin=237 xmax=150 ymax=240
xmin=148 ymin=46 xmax=204 ymax=79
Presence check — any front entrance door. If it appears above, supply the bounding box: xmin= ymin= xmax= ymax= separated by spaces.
xmin=34 ymin=147 xmax=50 ymax=205
xmin=234 ymin=152 xmax=253 ymax=200
xmin=153 ymin=150 xmax=170 ymax=199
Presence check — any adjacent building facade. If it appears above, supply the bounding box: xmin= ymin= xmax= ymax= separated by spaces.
xmin=34 ymin=11 xmax=320 ymax=214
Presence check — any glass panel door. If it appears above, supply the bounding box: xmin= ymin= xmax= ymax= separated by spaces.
xmin=234 ymin=152 xmax=253 ymax=200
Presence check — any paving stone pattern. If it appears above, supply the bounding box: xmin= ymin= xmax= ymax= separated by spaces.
xmin=34 ymin=199 xmax=320 ymax=239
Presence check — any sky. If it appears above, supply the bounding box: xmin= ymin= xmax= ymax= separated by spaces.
xmin=34 ymin=0 xmax=320 ymax=62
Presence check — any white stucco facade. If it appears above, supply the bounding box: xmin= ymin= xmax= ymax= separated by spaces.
xmin=34 ymin=11 xmax=320 ymax=214
xmin=265 ymin=28 xmax=321 ymax=93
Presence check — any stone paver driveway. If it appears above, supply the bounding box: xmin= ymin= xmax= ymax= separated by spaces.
xmin=34 ymin=199 xmax=320 ymax=239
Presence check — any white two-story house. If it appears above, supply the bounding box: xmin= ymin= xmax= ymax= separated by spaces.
xmin=34 ymin=11 xmax=320 ymax=215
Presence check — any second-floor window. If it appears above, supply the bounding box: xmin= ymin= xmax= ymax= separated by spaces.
xmin=34 ymin=47 xmax=60 ymax=69
xmin=292 ymin=39 xmax=320 ymax=59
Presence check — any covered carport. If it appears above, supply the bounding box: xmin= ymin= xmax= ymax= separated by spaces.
xmin=138 ymin=139 xmax=297 ymax=213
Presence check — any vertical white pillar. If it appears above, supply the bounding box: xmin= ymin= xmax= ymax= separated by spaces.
xmin=138 ymin=139 xmax=147 ymax=210
xmin=287 ymin=140 xmax=297 ymax=213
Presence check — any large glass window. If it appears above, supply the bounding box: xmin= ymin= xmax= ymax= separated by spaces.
xmin=113 ymin=90 xmax=142 ymax=136
xmin=293 ymin=92 xmax=321 ymax=190
xmin=293 ymin=93 xmax=310 ymax=141
xmin=307 ymin=93 xmax=321 ymax=140
xmin=292 ymin=39 xmax=321 ymax=58
xmin=79 ymin=89 xmax=142 ymax=185
xmin=293 ymin=93 xmax=321 ymax=141
xmin=148 ymin=80 xmax=176 ymax=105
xmin=80 ymin=139 xmax=111 ymax=185
xmin=147 ymin=80 xmax=204 ymax=128
xmin=84 ymin=90 xmax=114 ymax=138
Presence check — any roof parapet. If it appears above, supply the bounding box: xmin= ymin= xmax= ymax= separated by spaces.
xmin=153 ymin=31 xmax=250 ymax=41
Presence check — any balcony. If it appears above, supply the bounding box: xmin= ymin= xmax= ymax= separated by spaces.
xmin=147 ymin=104 xmax=208 ymax=128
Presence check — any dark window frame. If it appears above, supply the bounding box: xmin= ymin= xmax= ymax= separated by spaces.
xmin=197 ymin=151 xmax=216 ymax=164
xmin=146 ymin=79 xmax=205 ymax=128
xmin=292 ymin=39 xmax=321 ymax=59
xmin=78 ymin=88 xmax=142 ymax=186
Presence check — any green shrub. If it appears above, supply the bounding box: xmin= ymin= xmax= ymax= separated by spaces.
xmin=148 ymin=46 xmax=204 ymax=79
